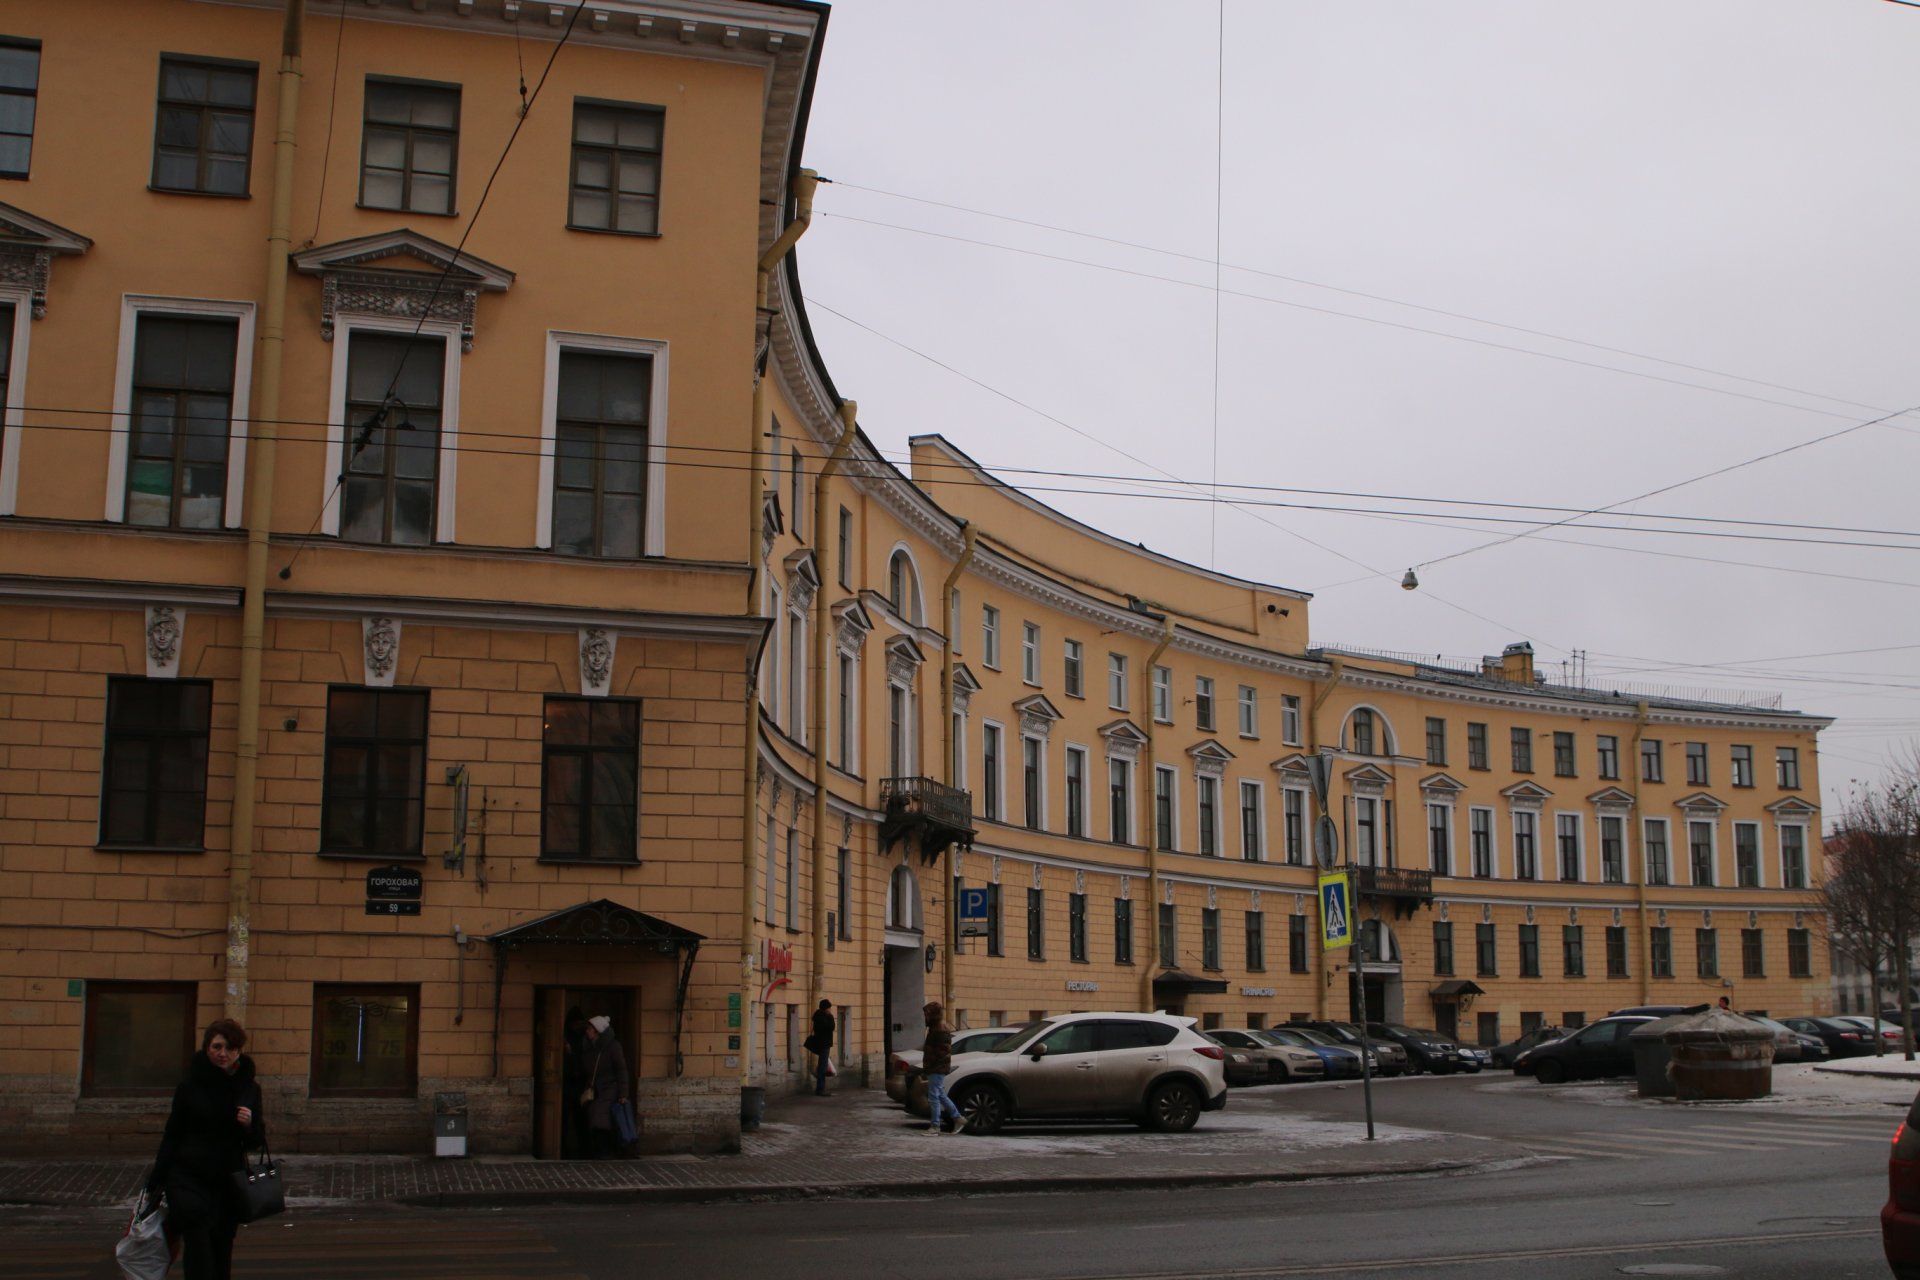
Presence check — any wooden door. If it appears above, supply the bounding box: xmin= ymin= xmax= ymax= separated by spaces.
xmin=533 ymin=987 xmax=566 ymax=1159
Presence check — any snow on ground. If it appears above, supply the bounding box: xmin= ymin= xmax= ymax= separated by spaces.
xmin=1815 ymin=1055 xmax=1920 ymax=1081
xmin=1477 ymin=1062 xmax=1917 ymax=1115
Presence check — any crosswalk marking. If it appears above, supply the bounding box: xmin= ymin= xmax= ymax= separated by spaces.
xmin=1586 ymin=1130 xmax=1839 ymax=1153
xmin=1518 ymin=1115 xmax=1899 ymax=1164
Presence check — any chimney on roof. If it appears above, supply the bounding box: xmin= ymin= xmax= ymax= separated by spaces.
xmin=1482 ymin=642 xmax=1535 ymax=684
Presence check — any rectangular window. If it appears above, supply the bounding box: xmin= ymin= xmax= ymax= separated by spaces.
xmin=1151 ymin=665 xmax=1172 ymax=723
xmin=1686 ymin=741 xmax=1709 ymax=787
xmin=1158 ymin=902 xmax=1177 ymax=966
xmin=1511 ymin=728 xmax=1532 ymax=773
xmin=763 ymin=814 xmax=776 ymax=922
xmin=1696 ymin=928 xmax=1719 ymax=979
xmin=82 ymin=981 xmax=196 ymax=1097
xmin=0 ymin=38 xmax=38 ymax=178
xmin=1563 ymin=925 xmax=1584 ymax=977
xmin=1556 ymin=812 xmax=1581 ymax=882
xmin=1597 ymin=735 xmax=1619 ymax=780
xmin=1781 ymin=825 xmax=1808 ymax=889
xmin=1354 ymin=796 xmax=1379 ymax=867
xmin=1519 ymin=924 xmax=1541 ymax=977
xmin=986 ymin=882 xmax=1003 ymax=957
xmin=569 ymin=98 xmax=662 ymax=234
xmin=1185 ymin=905 xmax=1216 ymax=974
xmin=1283 ymin=789 xmax=1306 ymax=865
xmin=1065 ymin=746 xmax=1088 ymax=838
xmin=887 ymin=684 xmax=905 ymax=777
xmin=786 ymin=610 xmax=804 ymax=737
xmin=1645 ymin=818 xmax=1671 ymax=885
xmin=1477 ymin=1012 xmax=1501 ymax=1047
xmin=1238 ymin=685 xmax=1258 ymax=737
xmin=1281 ymin=694 xmax=1302 ymax=746
xmin=981 ymin=606 xmax=1001 ymax=669
xmin=1597 ymin=816 xmax=1624 ymax=883
xmin=152 ymin=56 xmax=257 ymax=195
xmin=837 ymin=505 xmax=851 ymax=587
xmin=1109 ymin=758 xmax=1132 ymax=843
xmin=1553 ymin=732 xmax=1576 ymax=777
xmin=124 ymin=314 xmax=240 ymax=530
xmin=100 ymin=677 xmax=212 ymax=849
xmin=785 ymin=826 xmax=797 ymax=929
xmin=341 ymin=331 xmax=445 ymax=546
xmin=1195 ymin=676 xmax=1215 ymax=731
xmin=1197 ymin=775 xmax=1220 ymax=856
xmin=552 ymin=348 xmax=650 ymax=558
xmin=1641 ymin=739 xmax=1664 ymax=783
xmin=1155 ymin=765 xmax=1177 ymax=850
xmin=1520 ymin=1011 xmax=1544 ymax=1037
xmin=838 ymin=848 xmax=851 ymax=940
xmin=1689 ymin=820 xmax=1715 ymax=887
xmin=1108 ymin=653 xmax=1128 ymax=710
xmin=541 ymin=697 xmax=639 ymax=862
xmin=789 ymin=447 xmax=802 ymax=541
xmin=1513 ymin=811 xmax=1538 ymax=879
xmin=1471 ymin=808 xmax=1494 ymax=878
xmin=1731 ymin=744 xmax=1754 ymax=788
xmin=1240 ymin=780 xmax=1263 ymax=861
xmin=1289 ymin=914 xmax=1308 ymax=973
xmin=1476 ymin=923 xmax=1497 ymax=976
xmin=321 ymin=687 xmax=427 ymax=857
xmin=836 ymin=653 xmax=853 ymax=769
xmin=311 ymin=984 xmax=419 ymax=1097
xmin=1246 ymin=910 xmax=1266 ymax=971
xmin=1735 ymin=822 xmax=1761 ymax=887
xmin=1021 ymin=622 xmax=1040 ymax=684
xmin=361 ymin=78 xmax=458 ymax=214
xmin=981 ymin=724 xmax=1002 ymax=822
xmin=1777 ymin=746 xmax=1801 ymax=789
xmin=1428 ymin=804 xmax=1452 ymax=876
xmin=1115 ymin=898 xmax=1134 ymax=964
xmin=1022 ymin=736 xmax=1043 ymax=830
xmin=1069 ymin=892 xmax=1087 ymax=963
xmin=1433 ymin=921 xmax=1454 ymax=976
xmin=1788 ymin=928 xmax=1811 ymax=978
xmin=1426 ymin=717 xmax=1447 ymax=766
xmin=1605 ymin=925 xmax=1628 ymax=978
xmin=1742 ymin=928 xmax=1764 ymax=978
xmin=1064 ymin=640 xmax=1084 ymax=698
xmin=1467 ymin=722 xmax=1489 ymax=770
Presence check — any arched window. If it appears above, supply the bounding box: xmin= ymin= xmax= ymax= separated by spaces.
xmin=1351 ymin=708 xmax=1376 ymax=756
xmin=886 ymin=548 xmax=922 ymax=624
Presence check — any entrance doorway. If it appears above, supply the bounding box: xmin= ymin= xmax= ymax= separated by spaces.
xmin=1434 ymin=1002 xmax=1459 ymax=1041
xmin=533 ymin=986 xmax=638 ymax=1160
xmin=884 ymin=945 xmax=925 ymax=1057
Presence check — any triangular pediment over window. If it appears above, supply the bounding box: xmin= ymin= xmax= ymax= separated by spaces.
xmin=1674 ymin=791 xmax=1727 ymax=813
xmin=1500 ymin=780 xmax=1554 ymax=803
xmin=1343 ymin=762 xmax=1393 ymax=788
xmin=885 ymin=634 xmax=925 ymax=667
xmin=831 ymin=597 xmax=873 ymax=636
xmin=1764 ymin=796 xmax=1818 ymax=818
xmin=1419 ymin=772 xmax=1466 ymax=794
xmin=1188 ymin=739 xmax=1237 ymax=764
xmin=1586 ymin=786 xmax=1635 ymax=809
xmin=1099 ymin=718 xmax=1149 ymax=744
xmin=951 ymin=663 xmax=981 ymax=695
xmin=1271 ymin=753 xmax=1313 ymax=777
xmin=292 ymin=228 xmax=514 ymax=351
xmin=1012 ymin=694 xmax=1063 ymax=721
xmin=0 ymin=199 xmax=91 ymax=318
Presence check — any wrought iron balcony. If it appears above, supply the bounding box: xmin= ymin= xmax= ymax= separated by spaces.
xmin=1349 ymin=864 xmax=1435 ymax=918
xmin=880 ymin=776 xmax=975 ymax=864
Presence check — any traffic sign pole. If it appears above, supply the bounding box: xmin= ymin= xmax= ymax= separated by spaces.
xmin=1355 ymin=923 xmax=1375 ymax=1141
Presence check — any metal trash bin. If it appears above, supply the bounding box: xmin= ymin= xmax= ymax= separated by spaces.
xmin=1629 ymin=1014 xmax=1692 ymax=1098
xmin=1665 ymin=1009 xmax=1775 ymax=1101
xmin=433 ymin=1091 xmax=469 ymax=1158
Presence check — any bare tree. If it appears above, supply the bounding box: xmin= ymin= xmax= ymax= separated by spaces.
xmin=1821 ymin=762 xmax=1920 ymax=1059
xmin=1820 ymin=835 xmax=1894 ymax=1055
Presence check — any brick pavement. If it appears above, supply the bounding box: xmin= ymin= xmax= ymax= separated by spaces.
xmin=0 ymin=1086 xmax=1518 ymax=1209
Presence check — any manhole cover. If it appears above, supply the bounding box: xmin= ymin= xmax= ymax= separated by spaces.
xmin=1618 ymin=1267 xmax=1726 ymax=1277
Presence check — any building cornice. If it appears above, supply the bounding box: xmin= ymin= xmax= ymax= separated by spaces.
xmin=267 ymin=590 xmax=769 ymax=642
xmin=0 ymin=575 xmax=241 ymax=611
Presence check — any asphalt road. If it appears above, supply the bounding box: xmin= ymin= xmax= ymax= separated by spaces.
xmin=3 ymin=1075 xmax=1899 ymax=1280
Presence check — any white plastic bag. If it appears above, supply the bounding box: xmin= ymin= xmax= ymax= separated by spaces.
xmin=115 ymin=1193 xmax=172 ymax=1280
xmin=824 ymin=1055 xmax=837 ymax=1077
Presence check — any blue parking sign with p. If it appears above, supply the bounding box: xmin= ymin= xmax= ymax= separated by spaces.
xmin=1318 ymin=871 xmax=1353 ymax=951
xmin=958 ymin=887 xmax=990 ymax=938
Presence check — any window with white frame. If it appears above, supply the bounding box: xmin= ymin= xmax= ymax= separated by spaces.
xmin=1021 ymin=734 xmax=1044 ymax=830
xmin=1428 ymin=803 xmax=1452 ymax=876
xmin=1108 ymin=757 xmax=1132 ymax=843
xmin=1734 ymin=821 xmax=1761 ymax=887
xmin=1354 ymin=796 xmax=1380 ymax=867
xmin=1777 ymin=746 xmax=1801 ymax=789
xmin=550 ymin=348 xmax=651 ymax=558
xmin=887 ymin=680 xmax=913 ymax=778
xmin=981 ymin=605 xmax=1000 ymax=669
xmin=0 ymin=294 xmax=20 ymax=515
xmin=1154 ymin=765 xmax=1178 ymax=850
xmin=1512 ymin=810 xmax=1538 ymax=879
xmin=1283 ymin=787 xmax=1305 ymax=865
xmin=1731 ymin=744 xmax=1754 ymax=788
xmin=785 ymin=608 xmax=804 ymax=741
xmin=1063 ymin=639 xmax=1084 ymax=698
xmin=1780 ymin=824 xmax=1808 ymax=888
xmin=1238 ymin=685 xmax=1257 ymax=737
xmin=1281 ymin=694 xmax=1301 ymax=746
xmin=1151 ymin=665 xmax=1172 ymax=723
xmin=1644 ymin=817 xmax=1671 ymax=885
xmin=1240 ymin=779 xmax=1263 ymax=860
xmin=950 ymin=710 xmax=965 ymax=790
xmin=1108 ymin=653 xmax=1128 ymax=710
xmin=1688 ymin=819 xmax=1716 ymax=886
xmin=1194 ymin=676 xmax=1215 ymax=731
xmin=1197 ymin=774 xmax=1220 ymax=855
xmin=1556 ymin=812 xmax=1581 ymax=882
xmin=1470 ymin=807 xmax=1494 ymax=877
xmin=339 ymin=330 xmax=446 ymax=545
xmin=1021 ymin=622 xmax=1040 ymax=685
xmin=1599 ymin=815 xmax=1624 ymax=883
xmin=981 ymin=722 xmax=1003 ymax=822
xmin=1065 ymin=745 xmax=1088 ymax=838
xmin=836 ymin=651 xmax=855 ymax=770
xmin=763 ymin=583 xmax=781 ymax=713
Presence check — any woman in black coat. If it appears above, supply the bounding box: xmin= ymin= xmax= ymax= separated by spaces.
xmin=147 ymin=1018 xmax=266 ymax=1280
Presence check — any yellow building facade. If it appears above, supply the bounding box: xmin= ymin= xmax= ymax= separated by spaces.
xmin=0 ymin=0 xmax=1827 ymax=1157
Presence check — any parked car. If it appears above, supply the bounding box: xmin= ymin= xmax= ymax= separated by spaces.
xmin=1365 ymin=1022 xmax=1470 ymax=1075
xmin=1491 ymin=1025 xmax=1565 ymax=1069
xmin=1206 ymin=1029 xmax=1327 ymax=1085
xmin=1457 ymin=1046 xmax=1492 ymax=1072
xmin=1838 ymin=1016 xmax=1910 ymax=1049
xmin=1609 ymin=1004 xmax=1709 ymax=1018
xmin=1884 ymin=1086 xmax=1920 ymax=1279
xmin=1266 ymin=1026 xmax=1375 ymax=1079
xmin=1745 ymin=1015 xmax=1830 ymax=1064
xmin=919 ymin=1012 xmax=1229 ymax=1135
xmin=1783 ymin=1016 xmax=1879 ymax=1058
xmin=887 ymin=1025 xmax=1024 ymax=1103
xmin=1292 ymin=1020 xmax=1411 ymax=1077
xmin=1514 ymin=1015 xmax=1656 ymax=1083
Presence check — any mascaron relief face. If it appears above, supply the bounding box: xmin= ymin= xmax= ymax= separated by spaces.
xmin=146 ymin=607 xmax=181 ymax=667
xmin=581 ymin=628 xmax=615 ymax=689
xmin=365 ymin=617 xmax=399 ymax=677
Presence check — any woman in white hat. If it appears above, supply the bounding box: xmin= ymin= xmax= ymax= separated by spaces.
xmin=579 ymin=1015 xmax=630 ymax=1158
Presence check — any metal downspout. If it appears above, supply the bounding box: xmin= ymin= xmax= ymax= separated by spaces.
xmin=225 ymin=0 xmax=303 ymax=1019
xmin=1138 ymin=614 xmax=1176 ymax=1012
xmin=1309 ymin=657 xmax=1346 ymax=1020
xmin=1629 ymin=700 xmax=1652 ymax=1004
xmin=809 ymin=400 xmax=859 ymax=1015
xmin=940 ymin=524 xmax=979 ymax=1010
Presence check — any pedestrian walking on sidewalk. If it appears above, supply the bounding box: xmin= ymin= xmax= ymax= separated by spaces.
xmin=580 ymin=1015 xmax=631 ymax=1159
xmin=808 ymin=999 xmax=836 ymax=1096
xmin=922 ymin=1001 xmax=962 ymax=1135
xmin=146 ymin=1018 xmax=266 ymax=1280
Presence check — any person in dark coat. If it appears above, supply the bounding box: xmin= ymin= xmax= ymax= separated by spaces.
xmin=921 ymin=1001 xmax=961 ymax=1135
xmin=147 ymin=1018 xmax=266 ymax=1280
xmin=580 ymin=1015 xmax=630 ymax=1159
xmin=809 ymin=999 xmax=836 ymax=1096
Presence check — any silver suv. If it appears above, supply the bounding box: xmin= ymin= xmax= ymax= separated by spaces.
xmin=931 ymin=1012 xmax=1229 ymax=1134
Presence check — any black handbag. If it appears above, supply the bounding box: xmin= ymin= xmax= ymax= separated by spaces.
xmin=230 ymin=1140 xmax=285 ymax=1223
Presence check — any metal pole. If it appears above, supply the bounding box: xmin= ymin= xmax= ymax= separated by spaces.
xmin=1354 ymin=916 xmax=1375 ymax=1141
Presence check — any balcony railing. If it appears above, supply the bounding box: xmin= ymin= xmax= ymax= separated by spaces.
xmin=879 ymin=776 xmax=976 ymax=864
xmin=1349 ymin=864 xmax=1435 ymax=917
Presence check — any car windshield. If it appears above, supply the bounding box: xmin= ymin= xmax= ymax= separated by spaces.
xmin=955 ymin=1029 xmax=1017 ymax=1052
xmin=1386 ymin=1025 xmax=1442 ymax=1040
xmin=1256 ymin=1030 xmax=1306 ymax=1048
xmin=1290 ymin=1028 xmax=1341 ymax=1047
xmin=985 ymin=1021 xmax=1051 ymax=1052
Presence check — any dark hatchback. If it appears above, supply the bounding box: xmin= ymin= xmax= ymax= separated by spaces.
xmin=1784 ymin=1016 xmax=1879 ymax=1059
xmin=1491 ymin=1024 xmax=1564 ymax=1069
xmin=1290 ymin=1020 xmax=1410 ymax=1077
xmin=1513 ymin=1015 xmax=1656 ymax=1083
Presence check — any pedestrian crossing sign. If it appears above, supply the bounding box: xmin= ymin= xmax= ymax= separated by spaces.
xmin=1319 ymin=871 xmax=1353 ymax=951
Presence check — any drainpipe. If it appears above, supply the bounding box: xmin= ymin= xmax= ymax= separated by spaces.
xmin=225 ymin=0 xmax=304 ymax=1019
xmin=808 ymin=399 xmax=859 ymax=1016
xmin=1138 ymin=613 xmax=1176 ymax=1013
xmin=739 ymin=169 xmax=819 ymax=1091
xmin=939 ymin=524 xmax=979 ymax=1011
xmin=1308 ymin=657 xmax=1346 ymax=1020
xmin=1629 ymin=700 xmax=1651 ymax=1005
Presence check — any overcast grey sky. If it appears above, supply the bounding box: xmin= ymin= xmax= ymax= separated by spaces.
xmin=792 ymin=0 xmax=1920 ymax=821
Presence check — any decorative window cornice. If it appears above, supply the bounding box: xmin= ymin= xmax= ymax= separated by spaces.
xmin=0 ymin=200 xmax=92 ymax=318
xmin=293 ymin=229 xmax=513 ymax=353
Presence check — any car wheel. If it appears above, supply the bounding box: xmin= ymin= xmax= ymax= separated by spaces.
xmin=956 ymin=1081 xmax=1009 ymax=1135
xmin=1533 ymin=1059 xmax=1567 ymax=1085
xmin=1272 ymin=1062 xmax=1291 ymax=1084
xmin=1145 ymin=1079 xmax=1203 ymax=1133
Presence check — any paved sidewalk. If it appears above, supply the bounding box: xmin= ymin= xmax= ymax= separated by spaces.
xmin=0 ymin=1086 xmax=1519 ymax=1210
